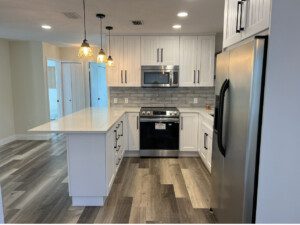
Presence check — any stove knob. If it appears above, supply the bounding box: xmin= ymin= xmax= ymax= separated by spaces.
xmin=141 ymin=111 xmax=146 ymax=115
xmin=170 ymin=112 xmax=174 ymax=116
xmin=174 ymin=112 xmax=178 ymax=116
xmin=146 ymin=111 xmax=151 ymax=115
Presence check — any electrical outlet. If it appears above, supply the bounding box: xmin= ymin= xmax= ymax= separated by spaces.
xmin=124 ymin=98 xmax=128 ymax=104
xmin=193 ymin=98 xmax=198 ymax=104
xmin=114 ymin=98 xmax=118 ymax=104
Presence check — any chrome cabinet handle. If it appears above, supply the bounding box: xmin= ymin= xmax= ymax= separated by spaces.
xmin=157 ymin=48 xmax=159 ymax=62
xmin=239 ymin=0 xmax=246 ymax=31
xmin=114 ymin=130 xmax=117 ymax=148
xmin=236 ymin=1 xmax=242 ymax=33
xmin=120 ymin=121 xmax=123 ymax=136
xmin=161 ymin=48 xmax=163 ymax=62
xmin=198 ymin=70 xmax=200 ymax=83
xmin=125 ymin=70 xmax=127 ymax=83
xmin=181 ymin=117 xmax=183 ymax=130
xmin=121 ymin=70 xmax=123 ymax=83
xmin=137 ymin=116 xmax=139 ymax=130
xmin=204 ymin=133 xmax=208 ymax=150
xmin=193 ymin=70 xmax=196 ymax=84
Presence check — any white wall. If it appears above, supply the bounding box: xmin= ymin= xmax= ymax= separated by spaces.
xmin=256 ymin=0 xmax=300 ymax=222
xmin=9 ymin=41 xmax=49 ymax=136
xmin=0 ymin=39 xmax=15 ymax=144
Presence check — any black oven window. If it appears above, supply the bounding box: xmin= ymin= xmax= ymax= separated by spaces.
xmin=144 ymin=72 xmax=170 ymax=84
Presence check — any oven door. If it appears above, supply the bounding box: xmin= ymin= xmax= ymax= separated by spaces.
xmin=140 ymin=118 xmax=179 ymax=150
xmin=142 ymin=70 xmax=172 ymax=87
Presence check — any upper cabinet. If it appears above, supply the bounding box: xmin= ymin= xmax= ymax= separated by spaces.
xmin=223 ymin=0 xmax=271 ymax=48
xmin=179 ymin=36 xmax=215 ymax=87
xmin=141 ymin=36 xmax=179 ymax=65
xmin=107 ymin=36 xmax=141 ymax=87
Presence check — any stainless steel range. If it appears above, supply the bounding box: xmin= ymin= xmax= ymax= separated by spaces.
xmin=139 ymin=107 xmax=180 ymax=157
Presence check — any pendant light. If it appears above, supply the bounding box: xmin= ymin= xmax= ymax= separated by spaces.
xmin=106 ymin=26 xmax=114 ymax=66
xmin=78 ymin=0 xmax=93 ymax=58
xmin=96 ymin=13 xmax=107 ymax=63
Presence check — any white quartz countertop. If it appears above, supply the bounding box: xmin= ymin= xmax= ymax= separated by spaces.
xmin=30 ymin=107 xmax=214 ymax=133
xmin=30 ymin=107 xmax=140 ymax=134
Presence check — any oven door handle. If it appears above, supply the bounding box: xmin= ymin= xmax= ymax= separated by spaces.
xmin=139 ymin=118 xmax=180 ymax=123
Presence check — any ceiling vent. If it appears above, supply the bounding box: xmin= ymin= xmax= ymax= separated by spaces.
xmin=62 ymin=12 xmax=81 ymax=19
xmin=131 ymin=20 xmax=143 ymax=26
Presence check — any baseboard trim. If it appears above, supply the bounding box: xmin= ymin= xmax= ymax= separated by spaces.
xmin=124 ymin=150 xmax=200 ymax=158
xmin=0 ymin=135 xmax=17 ymax=147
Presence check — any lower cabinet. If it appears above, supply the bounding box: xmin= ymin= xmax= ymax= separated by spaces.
xmin=199 ymin=121 xmax=213 ymax=173
xmin=127 ymin=113 xmax=140 ymax=151
xmin=180 ymin=113 xmax=199 ymax=151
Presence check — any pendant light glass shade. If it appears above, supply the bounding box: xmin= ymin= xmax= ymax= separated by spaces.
xmin=78 ymin=0 xmax=93 ymax=58
xmin=97 ymin=48 xmax=107 ymax=63
xmin=96 ymin=14 xmax=107 ymax=63
xmin=79 ymin=39 xmax=93 ymax=58
xmin=107 ymin=55 xmax=114 ymax=66
xmin=106 ymin=26 xmax=114 ymax=67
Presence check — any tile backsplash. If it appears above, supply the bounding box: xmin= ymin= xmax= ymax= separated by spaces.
xmin=109 ymin=87 xmax=215 ymax=108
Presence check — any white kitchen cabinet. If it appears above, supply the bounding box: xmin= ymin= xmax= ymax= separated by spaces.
xmin=223 ymin=0 xmax=271 ymax=48
xmin=107 ymin=36 xmax=141 ymax=87
xmin=106 ymin=127 xmax=116 ymax=192
xmin=199 ymin=121 xmax=213 ymax=173
xmin=107 ymin=36 xmax=123 ymax=87
xmin=180 ymin=113 xmax=199 ymax=151
xmin=141 ymin=36 xmax=179 ymax=65
xmin=127 ymin=113 xmax=140 ymax=151
xmin=179 ymin=36 xmax=215 ymax=87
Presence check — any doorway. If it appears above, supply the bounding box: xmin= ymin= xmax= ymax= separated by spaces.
xmin=47 ymin=59 xmax=62 ymax=120
xmin=89 ymin=62 xmax=108 ymax=108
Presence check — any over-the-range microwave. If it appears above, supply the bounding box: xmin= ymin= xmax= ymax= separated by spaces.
xmin=141 ymin=65 xmax=179 ymax=87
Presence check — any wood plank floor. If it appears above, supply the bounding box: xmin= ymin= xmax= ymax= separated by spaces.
xmin=0 ymin=135 xmax=215 ymax=223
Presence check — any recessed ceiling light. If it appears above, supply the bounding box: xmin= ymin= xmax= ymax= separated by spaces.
xmin=177 ymin=11 xmax=188 ymax=18
xmin=41 ymin=25 xmax=52 ymax=30
xmin=172 ymin=24 xmax=182 ymax=29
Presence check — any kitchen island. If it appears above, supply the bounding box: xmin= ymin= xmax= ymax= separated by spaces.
xmin=30 ymin=107 xmax=139 ymax=206
xmin=30 ymin=107 xmax=214 ymax=206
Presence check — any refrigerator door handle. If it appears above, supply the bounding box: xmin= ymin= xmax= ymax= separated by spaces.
xmin=218 ymin=79 xmax=230 ymax=157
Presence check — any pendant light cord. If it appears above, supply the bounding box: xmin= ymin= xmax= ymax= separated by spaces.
xmin=100 ymin=19 xmax=103 ymax=48
xmin=83 ymin=0 xmax=87 ymax=40
xmin=108 ymin=29 xmax=111 ymax=55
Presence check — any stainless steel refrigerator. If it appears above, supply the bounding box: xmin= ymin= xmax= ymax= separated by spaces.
xmin=211 ymin=36 xmax=268 ymax=223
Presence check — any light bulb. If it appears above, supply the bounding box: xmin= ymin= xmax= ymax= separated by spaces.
xmin=107 ymin=56 xmax=114 ymax=66
xmin=97 ymin=49 xmax=107 ymax=63
xmin=78 ymin=39 xmax=93 ymax=58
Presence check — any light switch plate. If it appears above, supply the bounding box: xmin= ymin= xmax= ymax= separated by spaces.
xmin=124 ymin=98 xmax=128 ymax=104
xmin=114 ymin=98 xmax=118 ymax=103
xmin=193 ymin=98 xmax=198 ymax=104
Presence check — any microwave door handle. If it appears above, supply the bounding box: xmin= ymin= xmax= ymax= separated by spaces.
xmin=157 ymin=49 xmax=159 ymax=63
xmin=218 ymin=79 xmax=230 ymax=157
xmin=161 ymin=48 xmax=163 ymax=63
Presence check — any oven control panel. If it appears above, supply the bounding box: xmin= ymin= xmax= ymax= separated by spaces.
xmin=140 ymin=107 xmax=179 ymax=118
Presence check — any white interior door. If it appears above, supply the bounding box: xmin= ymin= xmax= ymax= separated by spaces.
xmin=90 ymin=62 xmax=108 ymax=108
xmin=62 ymin=63 xmax=73 ymax=116
xmin=71 ymin=63 xmax=85 ymax=112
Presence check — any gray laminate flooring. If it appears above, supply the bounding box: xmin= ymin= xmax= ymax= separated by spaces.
xmin=0 ymin=135 xmax=215 ymax=223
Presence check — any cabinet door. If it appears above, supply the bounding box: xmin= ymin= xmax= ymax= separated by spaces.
xmin=180 ymin=113 xmax=199 ymax=151
xmin=159 ymin=36 xmax=180 ymax=65
xmin=107 ymin=36 xmax=124 ymax=87
xmin=179 ymin=36 xmax=198 ymax=87
xmin=127 ymin=113 xmax=140 ymax=151
xmin=141 ymin=36 xmax=160 ymax=65
xmin=206 ymin=135 xmax=213 ymax=173
xmin=223 ymin=0 xmax=243 ymax=48
xmin=243 ymin=0 xmax=271 ymax=38
xmin=106 ymin=128 xmax=116 ymax=192
xmin=197 ymin=36 xmax=215 ymax=87
xmin=123 ymin=36 xmax=141 ymax=87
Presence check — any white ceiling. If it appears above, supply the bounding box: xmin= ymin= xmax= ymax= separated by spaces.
xmin=0 ymin=0 xmax=224 ymax=46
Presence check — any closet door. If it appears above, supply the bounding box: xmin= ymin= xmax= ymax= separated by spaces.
xmin=71 ymin=63 xmax=85 ymax=112
xmin=62 ymin=63 xmax=73 ymax=116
